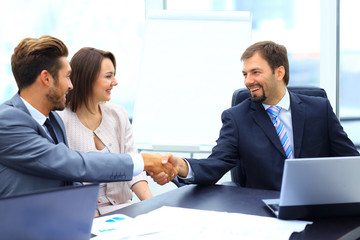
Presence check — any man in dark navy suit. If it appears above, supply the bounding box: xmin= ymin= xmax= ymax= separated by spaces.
xmin=154 ymin=41 xmax=359 ymax=190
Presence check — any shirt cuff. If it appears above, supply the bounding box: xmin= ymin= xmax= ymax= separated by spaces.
xmin=178 ymin=159 xmax=194 ymax=182
xmin=129 ymin=153 xmax=144 ymax=176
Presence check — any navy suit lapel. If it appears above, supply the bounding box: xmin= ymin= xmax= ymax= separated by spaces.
xmin=250 ymin=102 xmax=287 ymax=157
xmin=289 ymin=92 xmax=305 ymax=158
xmin=49 ymin=112 xmax=67 ymax=145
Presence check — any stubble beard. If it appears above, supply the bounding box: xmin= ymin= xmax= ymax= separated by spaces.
xmin=47 ymin=85 xmax=66 ymax=111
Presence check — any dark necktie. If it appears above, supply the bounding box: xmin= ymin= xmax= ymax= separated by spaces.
xmin=44 ymin=118 xmax=58 ymax=144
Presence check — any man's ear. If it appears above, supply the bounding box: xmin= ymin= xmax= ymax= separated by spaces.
xmin=275 ymin=66 xmax=285 ymax=82
xmin=39 ymin=70 xmax=51 ymax=86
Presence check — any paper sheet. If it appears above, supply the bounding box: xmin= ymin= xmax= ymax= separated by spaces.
xmin=91 ymin=206 xmax=311 ymax=240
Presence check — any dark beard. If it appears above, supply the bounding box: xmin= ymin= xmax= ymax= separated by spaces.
xmin=251 ymin=93 xmax=266 ymax=103
xmin=47 ymin=87 xmax=66 ymax=111
xmin=249 ymin=85 xmax=266 ymax=103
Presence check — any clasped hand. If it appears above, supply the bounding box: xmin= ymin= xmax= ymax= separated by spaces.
xmin=141 ymin=153 xmax=179 ymax=184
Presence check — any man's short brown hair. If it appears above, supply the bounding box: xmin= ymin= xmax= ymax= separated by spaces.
xmin=241 ymin=41 xmax=289 ymax=85
xmin=11 ymin=35 xmax=69 ymax=91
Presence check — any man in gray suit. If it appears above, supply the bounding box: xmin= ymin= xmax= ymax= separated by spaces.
xmin=0 ymin=35 xmax=176 ymax=198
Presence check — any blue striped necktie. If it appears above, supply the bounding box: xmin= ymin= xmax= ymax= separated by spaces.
xmin=267 ymin=106 xmax=293 ymax=159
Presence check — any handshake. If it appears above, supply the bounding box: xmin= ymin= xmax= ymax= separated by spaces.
xmin=141 ymin=153 xmax=188 ymax=185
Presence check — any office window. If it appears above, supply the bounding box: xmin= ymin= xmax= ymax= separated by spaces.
xmin=166 ymin=0 xmax=321 ymax=87
xmin=339 ymin=0 xmax=360 ymax=147
xmin=0 ymin=0 xmax=145 ymax=117
xmin=3 ymin=0 xmax=359 ymax=149
xmin=340 ymin=0 xmax=360 ymax=117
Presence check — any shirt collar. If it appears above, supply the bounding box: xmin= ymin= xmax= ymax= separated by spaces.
xmin=20 ymin=97 xmax=48 ymax=126
xmin=263 ymin=88 xmax=290 ymax=110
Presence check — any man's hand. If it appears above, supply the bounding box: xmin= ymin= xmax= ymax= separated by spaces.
xmin=149 ymin=153 xmax=189 ymax=185
xmin=141 ymin=153 xmax=178 ymax=183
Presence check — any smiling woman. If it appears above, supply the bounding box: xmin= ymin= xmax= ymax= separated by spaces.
xmin=92 ymin=58 xmax=118 ymax=104
xmin=57 ymin=47 xmax=152 ymax=215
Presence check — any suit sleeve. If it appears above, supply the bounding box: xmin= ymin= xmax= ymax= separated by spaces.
xmin=326 ymin=100 xmax=359 ymax=156
xmin=0 ymin=107 xmax=134 ymax=182
xmin=186 ymin=109 xmax=240 ymax=184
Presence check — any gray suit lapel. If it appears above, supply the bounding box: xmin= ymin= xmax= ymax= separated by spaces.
xmin=10 ymin=93 xmax=31 ymax=115
xmin=289 ymin=93 xmax=305 ymax=158
xmin=10 ymin=94 xmax=60 ymax=143
xmin=250 ymin=102 xmax=287 ymax=157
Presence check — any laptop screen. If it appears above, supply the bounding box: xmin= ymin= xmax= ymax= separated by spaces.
xmin=263 ymin=156 xmax=360 ymax=220
xmin=280 ymin=156 xmax=360 ymax=206
xmin=0 ymin=184 xmax=99 ymax=240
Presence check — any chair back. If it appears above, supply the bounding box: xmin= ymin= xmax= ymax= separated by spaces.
xmin=230 ymin=86 xmax=328 ymax=186
xmin=232 ymin=86 xmax=327 ymax=107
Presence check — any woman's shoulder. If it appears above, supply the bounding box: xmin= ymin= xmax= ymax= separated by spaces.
xmin=101 ymin=102 xmax=128 ymax=116
xmin=56 ymin=107 xmax=75 ymax=120
xmin=56 ymin=108 xmax=81 ymax=129
xmin=100 ymin=102 xmax=132 ymax=128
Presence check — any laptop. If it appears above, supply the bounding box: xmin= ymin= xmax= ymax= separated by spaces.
xmin=0 ymin=184 xmax=99 ymax=240
xmin=263 ymin=156 xmax=360 ymax=220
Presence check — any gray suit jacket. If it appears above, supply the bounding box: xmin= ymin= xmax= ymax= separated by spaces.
xmin=0 ymin=94 xmax=134 ymax=197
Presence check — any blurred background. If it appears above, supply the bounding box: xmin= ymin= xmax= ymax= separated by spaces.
xmin=1 ymin=0 xmax=359 ymax=197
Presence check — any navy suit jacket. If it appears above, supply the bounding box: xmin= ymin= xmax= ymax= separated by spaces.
xmin=0 ymin=94 xmax=134 ymax=197
xmin=186 ymin=92 xmax=359 ymax=190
